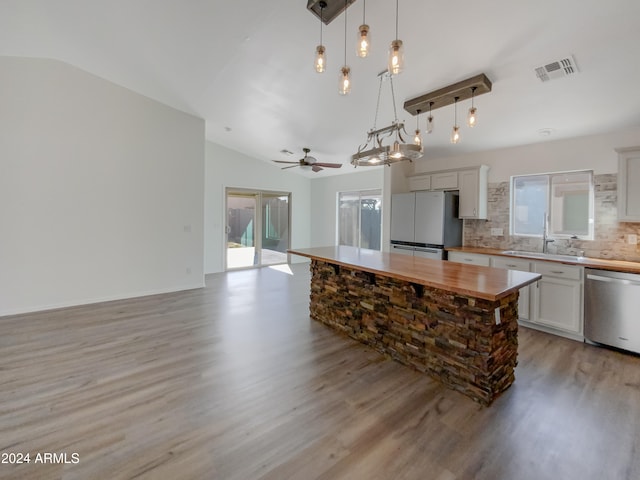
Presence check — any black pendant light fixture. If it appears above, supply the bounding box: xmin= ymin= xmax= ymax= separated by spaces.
xmin=356 ymin=0 xmax=370 ymax=58
xmin=388 ymin=0 xmax=404 ymax=75
xmin=451 ymin=97 xmax=461 ymax=144
xmin=414 ymin=109 xmax=422 ymax=146
xmin=338 ymin=0 xmax=351 ymax=95
xmin=467 ymin=86 xmax=478 ymax=127
xmin=426 ymin=102 xmax=434 ymax=134
xmin=314 ymin=1 xmax=327 ymax=73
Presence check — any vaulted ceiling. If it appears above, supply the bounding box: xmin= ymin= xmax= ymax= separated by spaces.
xmin=2 ymin=0 xmax=639 ymax=176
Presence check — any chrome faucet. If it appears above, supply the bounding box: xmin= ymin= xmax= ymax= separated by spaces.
xmin=542 ymin=213 xmax=554 ymax=253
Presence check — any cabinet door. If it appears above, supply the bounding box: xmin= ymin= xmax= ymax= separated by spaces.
xmin=408 ymin=175 xmax=431 ymax=191
xmin=617 ymin=148 xmax=640 ymax=221
xmin=431 ymin=172 xmax=458 ymax=190
xmin=390 ymin=193 xmax=415 ymax=242
xmin=533 ymin=276 xmax=582 ymax=334
xmin=458 ymin=167 xmax=488 ymax=219
xmin=492 ymin=256 xmax=531 ymax=321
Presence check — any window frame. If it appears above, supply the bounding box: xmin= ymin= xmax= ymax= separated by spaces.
xmin=509 ymin=170 xmax=594 ymax=241
xmin=336 ymin=189 xmax=382 ymax=250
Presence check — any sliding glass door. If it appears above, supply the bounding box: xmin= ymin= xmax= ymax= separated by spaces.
xmin=338 ymin=189 xmax=382 ymax=250
xmin=225 ymin=189 xmax=290 ymax=269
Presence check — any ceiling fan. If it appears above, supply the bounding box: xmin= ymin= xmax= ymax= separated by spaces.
xmin=273 ymin=148 xmax=342 ymax=172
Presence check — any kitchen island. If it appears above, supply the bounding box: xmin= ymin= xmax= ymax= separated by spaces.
xmin=288 ymin=246 xmax=541 ymax=405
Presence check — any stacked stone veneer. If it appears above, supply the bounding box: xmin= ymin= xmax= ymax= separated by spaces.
xmin=309 ymin=260 xmax=519 ymax=406
xmin=464 ymin=174 xmax=640 ymax=261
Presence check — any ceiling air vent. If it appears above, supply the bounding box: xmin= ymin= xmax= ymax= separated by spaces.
xmin=535 ymin=55 xmax=579 ymax=82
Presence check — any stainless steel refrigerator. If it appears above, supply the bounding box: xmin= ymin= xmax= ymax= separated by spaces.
xmin=390 ymin=191 xmax=462 ymax=259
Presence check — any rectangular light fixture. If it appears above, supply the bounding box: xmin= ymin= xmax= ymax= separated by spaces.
xmin=403 ymin=73 xmax=492 ymax=116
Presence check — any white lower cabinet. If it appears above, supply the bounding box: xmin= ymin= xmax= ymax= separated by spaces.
xmin=530 ymin=261 xmax=583 ymax=339
xmin=491 ymin=256 xmax=531 ymax=321
xmin=447 ymin=251 xmax=491 ymax=266
xmin=447 ymin=253 xmax=584 ymax=341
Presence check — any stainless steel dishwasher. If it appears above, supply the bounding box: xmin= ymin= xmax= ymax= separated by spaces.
xmin=585 ymin=268 xmax=640 ymax=354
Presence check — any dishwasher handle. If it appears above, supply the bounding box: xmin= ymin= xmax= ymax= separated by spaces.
xmin=587 ymin=273 xmax=640 ymax=287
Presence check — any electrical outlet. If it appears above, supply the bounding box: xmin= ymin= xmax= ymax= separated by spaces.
xmin=491 ymin=228 xmax=504 ymax=236
xmin=627 ymin=234 xmax=638 ymax=245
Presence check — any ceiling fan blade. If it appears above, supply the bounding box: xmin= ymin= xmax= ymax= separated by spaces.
xmin=273 ymin=160 xmax=299 ymax=164
xmin=312 ymin=165 xmax=323 ymax=172
xmin=313 ymin=162 xmax=343 ymax=168
xmin=281 ymin=164 xmax=299 ymax=170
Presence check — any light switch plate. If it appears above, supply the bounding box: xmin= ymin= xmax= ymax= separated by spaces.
xmin=627 ymin=234 xmax=638 ymax=245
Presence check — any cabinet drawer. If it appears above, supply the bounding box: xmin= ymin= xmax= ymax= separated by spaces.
xmin=448 ymin=252 xmax=491 ymax=266
xmin=408 ymin=175 xmax=431 ymax=191
xmin=492 ymin=256 xmax=531 ymax=271
xmin=534 ymin=261 xmax=583 ymax=280
xmin=431 ymin=172 xmax=458 ymax=190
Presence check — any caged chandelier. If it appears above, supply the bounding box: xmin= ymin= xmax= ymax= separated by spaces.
xmin=351 ymin=71 xmax=423 ymax=167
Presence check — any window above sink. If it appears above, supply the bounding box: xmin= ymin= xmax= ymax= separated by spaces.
xmin=510 ymin=170 xmax=595 ymax=240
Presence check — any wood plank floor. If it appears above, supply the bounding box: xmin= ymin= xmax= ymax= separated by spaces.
xmin=1 ymin=263 xmax=639 ymax=480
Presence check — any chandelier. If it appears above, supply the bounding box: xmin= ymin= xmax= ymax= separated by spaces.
xmin=351 ymin=71 xmax=423 ymax=167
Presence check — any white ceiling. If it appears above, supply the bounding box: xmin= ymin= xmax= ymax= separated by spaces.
xmin=2 ymin=0 xmax=639 ymax=177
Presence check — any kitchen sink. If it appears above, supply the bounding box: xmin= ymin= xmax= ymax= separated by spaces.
xmin=500 ymin=250 xmax=584 ymax=262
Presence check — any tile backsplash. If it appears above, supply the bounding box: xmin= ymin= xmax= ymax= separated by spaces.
xmin=463 ymin=174 xmax=640 ymax=262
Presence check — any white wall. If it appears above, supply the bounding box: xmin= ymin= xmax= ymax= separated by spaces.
xmin=407 ymin=127 xmax=640 ymax=182
xmin=310 ymin=168 xmax=385 ymax=247
xmin=0 ymin=57 xmax=205 ymax=316
xmin=204 ymin=142 xmax=312 ymax=273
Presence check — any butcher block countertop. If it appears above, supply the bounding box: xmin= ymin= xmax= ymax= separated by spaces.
xmin=446 ymin=246 xmax=640 ymax=274
xmin=288 ymin=246 xmax=540 ymax=301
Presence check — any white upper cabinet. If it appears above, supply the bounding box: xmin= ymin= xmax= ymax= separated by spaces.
xmin=406 ymin=165 xmax=489 ymax=219
xmin=617 ymin=147 xmax=640 ymax=221
xmin=458 ymin=166 xmax=489 ymax=219
xmin=431 ymin=172 xmax=459 ymax=190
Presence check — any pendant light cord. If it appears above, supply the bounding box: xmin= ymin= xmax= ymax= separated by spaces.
xmin=395 ymin=0 xmax=399 ymax=40
xmin=363 ymin=0 xmax=366 ymax=24
xmin=343 ymin=0 xmax=347 ymax=65
xmin=319 ymin=4 xmax=323 ymax=45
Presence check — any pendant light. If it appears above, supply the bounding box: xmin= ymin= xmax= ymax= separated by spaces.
xmin=356 ymin=0 xmax=370 ymax=58
xmin=413 ymin=109 xmax=422 ymax=146
xmin=338 ymin=0 xmax=351 ymax=95
xmin=426 ymin=101 xmax=434 ymax=134
xmin=451 ymin=97 xmax=461 ymax=144
xmin=351 ymin=72 xmax=423 ymax=167
xmin=467 ymin=86 xmax=478 ymax=127
xmin=314 ymin=1 xmax=327 ymax=73
xmin=388 ymin=0 xmax=404 ymax=75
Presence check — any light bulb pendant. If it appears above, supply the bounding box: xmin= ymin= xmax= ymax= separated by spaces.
xmin=315 ymin=45 xmax=326 ymax=73
xmin=414 ymin=129 xmax=422 ymax=146
xmin=388 ymin=39 xmax=404 ymax=75
xmin=467 ymin=107 xmax=477 ymax=127
xmin=451 ymin=126 xmax=461 ymax=144
xmin=426 ymin=115 xmax=434 ymax=134
xmin=339 ymin=66 xmax=351 ymax=95
xmin=356 ymin=24 xmax=370 ymax=58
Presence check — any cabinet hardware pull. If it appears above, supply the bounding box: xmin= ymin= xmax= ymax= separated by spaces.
xmin=550 ymin=270 xmax=564 ymax=274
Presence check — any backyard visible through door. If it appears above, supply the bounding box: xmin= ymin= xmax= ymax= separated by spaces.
xmin=226 ymin=190 xmax=290 ymax=269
